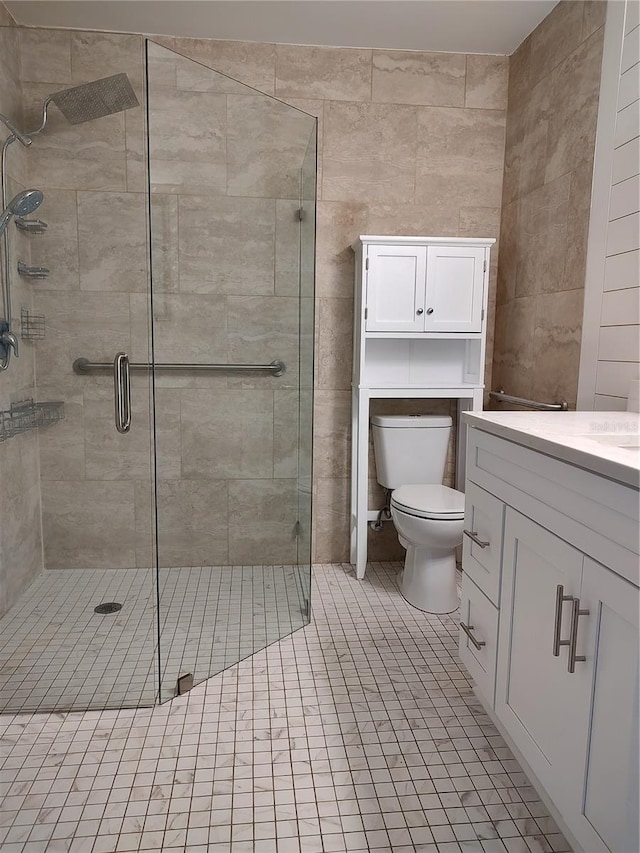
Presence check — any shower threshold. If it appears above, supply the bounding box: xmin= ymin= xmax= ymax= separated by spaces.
xmin=0 ymin=565 xmax=306 ymax=714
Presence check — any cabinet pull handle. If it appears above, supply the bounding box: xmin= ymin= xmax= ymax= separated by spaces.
xmin=416 ymin=308 xmax=424 ymax=315
xmin=463 ymin=529 xmax=490 ymax=548
xmin=553 ymin=584 xmax=574 ymax=656
xmin=461 ymin=621 xmax=486 ymax=650
xmin=568 ymin=598 xmax=589 ymax=673
xmin=426 ymin=307 xmax=434 ymax=315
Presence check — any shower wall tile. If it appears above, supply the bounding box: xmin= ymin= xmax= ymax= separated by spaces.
xmin=372 ymin=50 xmax=466 ymax=107
xmin=312 ymin=477 xmax=350 ymax=563
xmin=276 ymin=45 xmax=372 ymax=102
xmin=0 ymin=482 xmax=42 ymax=615
xmin=228 ymin=479 xmax=298 ymax=565
xmin=465 ymin=55 xmax=510 ymax=110
xmin=156 ymin=36 xmax=277 ymax=95
xmin=180 ymin=389 xmax=274 ymax=480
xmin=19 ymin=28 xmax=71 ymax=85
xmin=178 ymin=195 xmax=275 ymax=295
xmin=323 ymin=101 xmax=417 ymax=203
xmin=124 ymin=106 xmax=146 ymax=193
xmin=273 ymin=390 xmax=299 ymax=479
xmin=365 ymin=202 xmax=460 ymax=241
xmin=315 ymin=202 xmax=368 ymax=300
xmin=0 ymin=1 xmax=15 ymax=25
xmin=77 ymin=191 xmax=147 ymax=292
xmin=29 ymin=189 xmax=80 ymax=290
xmin=42 ymin=480 xmax=137 ymax=569
xmin=155 ymin=480 xmax=229 ymax=567
xmin=312 ymin=390 xmax=351 ymax=480
xmin=493 ymin=2 xmax=604 ymax=409
xmin=315 ymin=297 xmax=354 ymax=391
xmin=149 ymin=194 xmax=179 ymax=292
xmin=70 ymin=31 xmax=144 ymax=95
xmin=275 ymin=199 xmax=301 ymax=296
xmin=226 ymin=94 xmax=313 ymax=199
xmin=150 ymin=293 xmax=228 ymax=364
xmin=37 ymin=391 xmax=85 ymax=480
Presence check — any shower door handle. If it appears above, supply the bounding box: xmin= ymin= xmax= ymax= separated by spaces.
xmin=113 ymin=352 xmax=131 ymax=434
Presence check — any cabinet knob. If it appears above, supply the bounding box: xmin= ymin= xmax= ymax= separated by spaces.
xmin=416 ymin=308 xmax=424 ymax=315
xmin=426 ymin=307 xmax=434 ymax=315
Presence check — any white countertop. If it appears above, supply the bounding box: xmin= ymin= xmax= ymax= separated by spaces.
xmin=462 ymin=411 xmax=640 ymax=489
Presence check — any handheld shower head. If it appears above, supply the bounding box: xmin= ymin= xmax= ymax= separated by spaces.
xmin=0 ymin=189 xmax=44 ymax=236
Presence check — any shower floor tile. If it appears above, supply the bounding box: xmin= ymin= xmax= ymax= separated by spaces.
xmin=0 ymin=563 xmax=570 ymax=853
xmin=0 ymin=565 xmax=307 ymax=714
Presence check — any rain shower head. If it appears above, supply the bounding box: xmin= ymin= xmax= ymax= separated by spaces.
xmin=0 ymin=189 xmax=44 ymax=236
xmin=48 ymin=73 xmax=139 ymax=125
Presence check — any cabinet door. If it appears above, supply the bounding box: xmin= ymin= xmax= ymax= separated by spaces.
xmin=496 ymin=509 xmax=589 ymax=817
xmin=460 ymin=574 xmax=499 ymax=707
xmin=424 ymin=245 xmax=485 ymax=332
xmin=571 ymin=559 xmax=639 ymax=853
xmin=365 ymin=244 xmax=426 ymax=331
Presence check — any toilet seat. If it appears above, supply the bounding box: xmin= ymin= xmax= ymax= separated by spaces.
xmin=391 ymin=484 xmax=465 ymax=520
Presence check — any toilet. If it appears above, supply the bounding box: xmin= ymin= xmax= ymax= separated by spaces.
xmin=371 ymin=414 xmax=464 ymax=614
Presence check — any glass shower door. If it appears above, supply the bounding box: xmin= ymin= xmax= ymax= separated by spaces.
xmin=145 ymin=40 xmax=316 ymax=701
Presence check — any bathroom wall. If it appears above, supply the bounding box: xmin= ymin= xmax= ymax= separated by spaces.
xmin=0 ymin=8 xmax=44 ymax=615
xmin=153 ymin=36 xmax=509 ymax=562
xmin=493 ymin=0 xmax=606 ymax=410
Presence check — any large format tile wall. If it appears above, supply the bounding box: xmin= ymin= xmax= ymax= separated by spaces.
xmin=154 ymin=35 xmax=509 ymax=563
xmin=0 ymin=10 xmax=44 ymax=615
xmin=493 ymin=0 xmax=606 ymax=409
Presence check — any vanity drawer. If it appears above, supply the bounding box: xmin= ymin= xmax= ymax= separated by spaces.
xmin=459 ymin=574 xmax=499 ymax=708
xmin=462 ymin=482 xmax=505 ymax=606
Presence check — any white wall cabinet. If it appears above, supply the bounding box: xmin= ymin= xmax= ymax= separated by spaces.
xmin=350 ymin=236 xmax=494 ymax=579
xmin=460 ymin=421 xmax=639 ymax=853
xmin=365 ymin=243 xmax=486 ymax=333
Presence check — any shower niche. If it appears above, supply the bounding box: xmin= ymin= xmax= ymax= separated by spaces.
xmin=0 ymin=30 xmax=316 ymax=713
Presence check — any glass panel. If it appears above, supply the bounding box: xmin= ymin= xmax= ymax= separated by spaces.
xmin=0 ymin=28 xmax=158 ymax=712
xmin=145 ymin=40 xmax=316 ymax=702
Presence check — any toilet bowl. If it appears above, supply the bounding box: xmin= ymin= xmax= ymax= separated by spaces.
xmin=390 ymin=484 xmax=464 ymax=613
xmin=370 ymin=414 xmax=464 ymax=614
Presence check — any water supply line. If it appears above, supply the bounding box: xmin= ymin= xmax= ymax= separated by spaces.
xmin=370 ymin=489 xmax=393 ymax=532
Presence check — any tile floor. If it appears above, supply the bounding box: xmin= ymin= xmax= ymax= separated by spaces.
xmin=0 ymin=566 xmax=307 ymax=714
xmin=0 ymin=562 xmax=570 ymax=853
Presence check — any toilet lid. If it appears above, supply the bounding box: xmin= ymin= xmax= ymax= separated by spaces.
xmin=391 ymin=485 xmax=465 ymax=519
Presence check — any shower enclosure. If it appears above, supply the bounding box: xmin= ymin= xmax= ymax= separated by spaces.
xmin=0 ymin=31 xmax=316 ymax=713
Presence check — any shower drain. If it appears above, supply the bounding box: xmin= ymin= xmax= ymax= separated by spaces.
xmin=94 ymin=602 xmax=122 ymax=615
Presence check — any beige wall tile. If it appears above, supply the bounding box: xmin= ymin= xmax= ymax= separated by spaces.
xmin=315 ymin=202 xmax=368 ymax=299
xmin=41 ymin=480 xmax=136 ymax=569
xmin=564 ymin=161 xmax=595 ymax=293
xmin=528 ymin=0 xmax=585 ymax=88
xmin=312 ymin=390 xmax=351 ymax=479
xmin=0 ymin=1 xmax=15 ymax=25
xmin=273 ymin=390 xmax=299 ymax=479
xmin=228 ymin=479 xmax=298 ymax=564
xmin=465 ymin=55 xmax=509 ymax=110
xmin=531 ymin=289 xmax=585 ymax=408
xmin=78 ymin=191 xmax=147 ymax=292
xmin=323 ymin=101 xmax=417 ymax=203
xmin=276 ymin=44 xmax=371 ymax=102
xmin=154 ymin=480 xmax=229 ymax=567
xmin=149 ymin=193 xmax=179 ymax=292
xmin=312 ymin=478 xmax=350 ymax=563
xmin=492 ymin=298 xmax=536 ymax=401
xmin=70 ymin=31 xmax=143 ymax=94
xmin=275 ymin=199 xmax=301 ymax=297
xmin=29 ymin=189 xmax=79 ymax=291
xmin=545 ymin=29 xmax=604 ymax=183
xmin=157 ymin=36 xmax=276 ymax=95
xmin=416 ymin=106 xmax=506 ymax=208
xmin=0 ymin=483 xmax=42 ymax=614
xmin=20 ymin=28 xmax=71 ymax=85
xmin=179 ymin=195 xmax=275 ymax=295
xmin=37 ymin=391 xmax=85 ymax=481
xmin=315 ymin=298 xmax=354 ymax=391
xmin=372 ymin=50 xmax=466 ymax=107
xmin=150 ymin=293 xmax=227 ymax=364
xmin=366 ymin=202 xmax=460 ymax=240
xmin=181 ymin=389 xmax=273 ymax=480
xmin=582 ymin=1 xmax=607 ymax=40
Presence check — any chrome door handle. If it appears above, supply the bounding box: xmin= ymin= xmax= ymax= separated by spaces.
xmin=461 ymin=621 xmax=486 ymax=650
xmin=553 ymin=584 xmax=574 ymax=656
xmin=114 ymin=352 xmax=131 ymax=434
xmin=463 ymin=529 xmax=490 ymax=548
xmin=568 ymin=598 xmax=589 ymax=673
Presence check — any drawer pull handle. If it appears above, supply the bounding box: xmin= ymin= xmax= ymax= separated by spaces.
xmin=568 ymin=598 xmax=589 ymax=673
xmin=463 ymin=529 xmax=490 ymax=548
xmin=461 ymin=621 xmax=486 ymax=650
xmin=553 ymin=584 xmax=574 ymax=657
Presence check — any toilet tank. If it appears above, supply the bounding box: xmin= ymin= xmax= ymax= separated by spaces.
xmin=371 ymin=414 xmax=452 ymax=489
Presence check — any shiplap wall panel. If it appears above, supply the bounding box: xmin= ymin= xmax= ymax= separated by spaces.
xmin=612 ymin=135 xmax=640 ymax=182
xmin=609 ymin=174 xmax=640 ymax=219
xmin=606 ymin=211 xmax=640 ymax=255
xmin=598 ymin=324 xmax=640 ymax=361
xmin=594 ymin=393 xmax=629 ymax=411
xmin=604 ymin=250 xmax=640 ymax=290
xmin=588 ymin=2 xmax=640 ymax=406
xmin=601 ymin=286 xmax=640 ymax=325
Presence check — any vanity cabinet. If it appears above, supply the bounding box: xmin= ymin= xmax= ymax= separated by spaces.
xmin=365 ymin=243 xmax=486 ymax=333
xmin=460 ymin=418 xmax=639 ymax=853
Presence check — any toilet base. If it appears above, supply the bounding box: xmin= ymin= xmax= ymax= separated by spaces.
xmin=399 ymin=544 xmax=458 ymax=614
